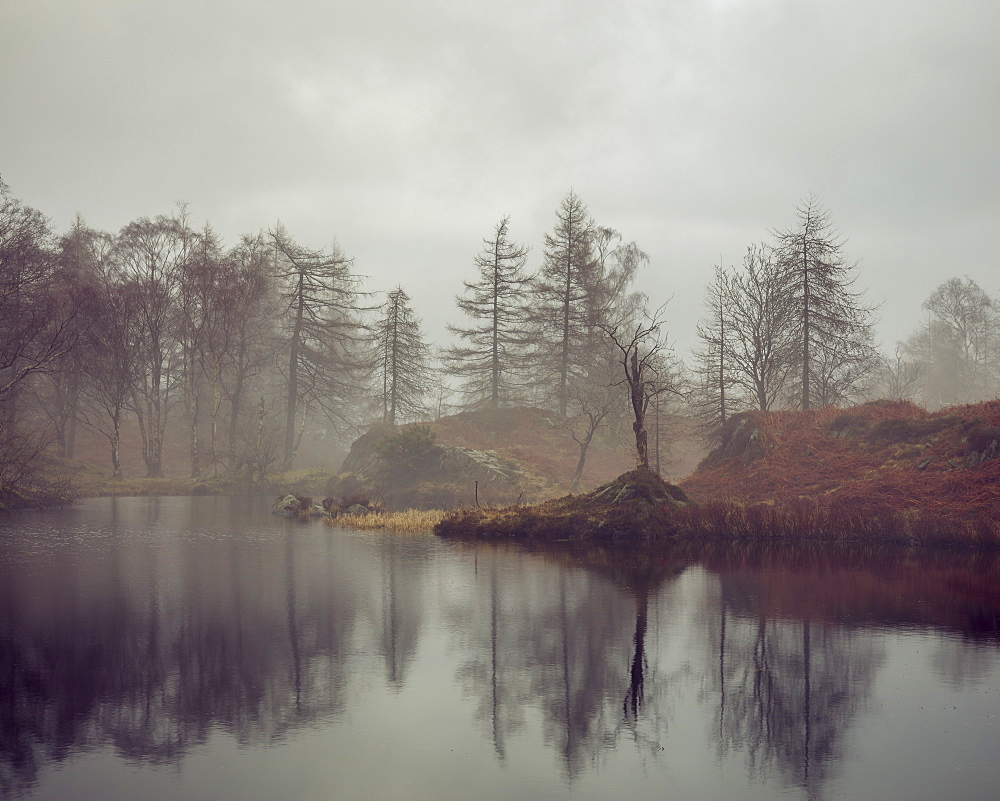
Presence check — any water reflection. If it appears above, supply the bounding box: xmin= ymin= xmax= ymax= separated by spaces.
xmin=0 ymin=500 xmax=998 ymax=800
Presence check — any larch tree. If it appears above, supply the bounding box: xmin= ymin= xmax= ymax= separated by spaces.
xmin=272 ymin=224 xmax=367 ymax=470
xmin=691 ymin=264 xmax=734 ymax=442
xmin=773 ymin=197 xmax=877 ymax=409
xmin=446 ymin=215 xmax=531 ymax=409
xmin=374 ymin=286 xmax=431 ymax=425
xmin=533 ymin=190 xmax=596 ymax=416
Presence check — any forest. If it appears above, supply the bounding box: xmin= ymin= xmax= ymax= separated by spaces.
xmin=2 ymin=175 xmax=999 ymax=507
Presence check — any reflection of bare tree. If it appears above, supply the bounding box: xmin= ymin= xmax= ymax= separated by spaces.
xmin=0 ymin=510 xmax=368 ymax=797
xmin=704 ymin=580 xmax=885 ymax=799
xmin=449 ymin=544 xmax=688 ymax=781
xmin=377 ymin=537 xmax=425 ymax=690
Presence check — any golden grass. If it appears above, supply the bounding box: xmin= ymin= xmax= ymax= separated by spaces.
xmin=326 ymin=508 xmax=446 ymax=532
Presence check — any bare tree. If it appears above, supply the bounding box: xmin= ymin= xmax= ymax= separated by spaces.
xmin=0 ymin=179 xmax=78 ymax=407
xmin=79 ymin=266 xmax=141 ymax=478
xmin=111 ymin=212 xmax=191 ymax=476
xmin=533 ymin=191 xmax=596 ymax=416
xmin=920 ymin=277 xmax=998 ymax=403
xmin=446 ymin=216 xmax=531 ymax=408
xmin=773 ymin=197 xmax=878 ymax=409
xmin=601 ymin=307 xmax=671 ymax=470
xmin=877 ymin=346 xmax=923 ymax=402
xmin=272 ymin=224 xmax=367 ymax=470
xmin=692 ymin=265 xmax=734 ymax=442
xmin=723 ymin=244 xmax=798 ymax=411
xmin=558 ymin=356 xmax=619 ymax=491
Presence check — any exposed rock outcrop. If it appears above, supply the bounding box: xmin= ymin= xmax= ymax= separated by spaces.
xmin=328 ymin=424 xmax=542 ymax=511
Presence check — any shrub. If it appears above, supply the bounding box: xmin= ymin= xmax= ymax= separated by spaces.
xmin=374 ymin=425 xmax=436 ymax=473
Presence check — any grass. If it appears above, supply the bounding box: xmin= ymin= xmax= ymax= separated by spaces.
xmin=325 ymin=508 xmax=445 ymax=532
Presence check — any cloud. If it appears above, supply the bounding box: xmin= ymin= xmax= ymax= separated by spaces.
xmin=2 ymin=0 xmax=998 ymax=353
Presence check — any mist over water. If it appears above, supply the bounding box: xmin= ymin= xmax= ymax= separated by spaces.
xmin=0 ymin=497 xmax=998 ymax=801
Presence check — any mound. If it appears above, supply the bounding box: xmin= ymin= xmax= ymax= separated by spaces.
xmin=681 ymin=399 xmax=1000 ymax=517
xmin=435 ymin=469 xmax=691 ymax=544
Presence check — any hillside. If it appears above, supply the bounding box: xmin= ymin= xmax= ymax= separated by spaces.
xmin=680 ymin=399 xmax=1000 ymax=518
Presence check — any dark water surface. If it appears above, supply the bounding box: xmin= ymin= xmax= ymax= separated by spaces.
xmin=1 ymin=497 xmax=998 ymax=801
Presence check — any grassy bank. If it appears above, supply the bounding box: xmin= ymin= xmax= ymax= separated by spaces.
xmin=435 ymin=465 xmax=1000 ymax=549
xmin=30 ymin=456 xmax=342 ymax=501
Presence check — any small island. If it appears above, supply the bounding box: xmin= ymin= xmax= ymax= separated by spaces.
xmin=437 ymin=399 xmax=1000 ymax=549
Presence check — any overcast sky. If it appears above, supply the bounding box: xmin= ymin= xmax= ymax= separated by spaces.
xmin=3 ymin=0 xmax=998 ymax=358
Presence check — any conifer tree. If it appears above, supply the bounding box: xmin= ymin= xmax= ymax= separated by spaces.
xmin=374 ymin=286 xmax=430 ymax=424
xmin=446 ymin=216 xmax=531 ymax=408
xmin=272 ymin=224 xmax=366 ymax=469
xmin=533 ymin=191 xmax=596 ymax=416
xmin=773 ymin=197 xmax=877 ymax=409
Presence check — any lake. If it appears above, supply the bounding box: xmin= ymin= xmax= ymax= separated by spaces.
xmin=1 ymin=496 xmax=998 ymax=800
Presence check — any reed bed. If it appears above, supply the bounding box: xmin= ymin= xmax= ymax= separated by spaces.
xmin=326 ymin=508 xmax=445 ymax=532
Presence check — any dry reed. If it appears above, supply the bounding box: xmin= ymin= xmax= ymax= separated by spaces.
xmin=325 ymin=508 xmax=445 ymax=532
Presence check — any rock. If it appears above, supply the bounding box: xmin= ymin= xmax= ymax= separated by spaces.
xmin=273 ymin=494 xmax=301 ymax=516
xmin=344 ymin=503 xmax=370 ymax=516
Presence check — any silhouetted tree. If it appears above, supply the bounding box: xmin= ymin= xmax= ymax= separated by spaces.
xmin=111 ymin=211 xmax=191 ymax=476
xmin=272 ymin=224 xmax=367 ymax=469
xmin=373 ymin=286 xmax=431 ymax=424
xmin=773 ymin=197 xmax=877 ymax=409
xmin=692 ymin=265 xmax=734 ymax=442
xmin=446 ymin=216 xmax=531 ymax=408
xmin=533 ymin=191 xmax=596 ymax=416
xmin=602 ymin=306 xmax=670 ymax=470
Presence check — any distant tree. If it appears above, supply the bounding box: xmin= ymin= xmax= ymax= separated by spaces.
xmin=723 ymin=244 xmax=798 ymax=411
xmin=876 ymin=346 xmax=923 ymax=402
xmin=111 ymin=212 xmax=190 ymax=477
xmin=26 ymin=216 xmax=102 ymax=458
xmin=556 ymin=355 xmax=619 ymax=491
xmin=691 ymin=265 xmax=734 ymax=442
xmin=373 ymin=286 xmax=431 ymax=424
xmin=772 ymin=197 xmax=878 ymax=409
xmin=0 ymin=179 xmax=75 ymax=407
xmin=177 ymin=224 xmax=225 ymax=478
xmin=272 ymin=224 xmax=367 ymax=470
xmin=446 ymin=216 xmax=532 ymax=408
xmin=533 ymin=191 xmax=596 ymax=416
xmin=214 ymin=234 xmax=278 ymax=474
xmin=79 ymin=261 xmax=141 ymax=478
xmin=921 ymin=277 xmax=998 ymax=403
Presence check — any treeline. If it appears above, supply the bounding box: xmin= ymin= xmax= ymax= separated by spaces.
xmin=690 ymin=196 xmax=1000 ymax=439
xmin=1 ymin=175 xmax=997 ymax=497
xmin=0 ymin=181 xmax=657 ymax=492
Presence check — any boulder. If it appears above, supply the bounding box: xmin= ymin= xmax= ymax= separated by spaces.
xmin=272 ymin=494 xmax=301 ymax=516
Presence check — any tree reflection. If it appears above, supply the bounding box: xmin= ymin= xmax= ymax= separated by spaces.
xmin=702 ymin=553 xmax=887 ymax=799
xmin=449 ymin=543 xmax=690 ymax=780
xmin=0 ymin=519 xmax=367 ymax=797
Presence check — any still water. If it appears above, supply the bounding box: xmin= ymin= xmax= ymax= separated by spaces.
xmin=1 ymin=496 xmax=998 ymax=801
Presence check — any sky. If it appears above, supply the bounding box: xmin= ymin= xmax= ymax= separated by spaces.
xmin=2 ymin=0 xmax=998 ymax=360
